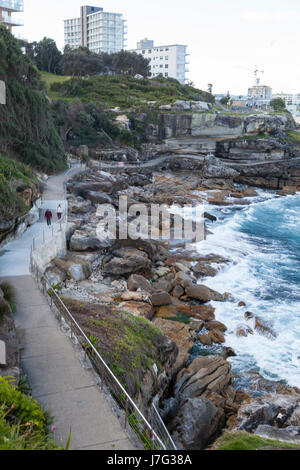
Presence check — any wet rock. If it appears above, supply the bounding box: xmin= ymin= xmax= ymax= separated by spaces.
xmin=238 ymin=301 xmax=246 ymax=307
xmin=254 ymin=317 xmax=277 ymax=340
xmin=185 ymin=285 xmax=225 ymax=302
xmin=192 ymin=263 xmax=218 ymax=278
xmin=199 ymin=334 xmax=213 ymax=346
xmin=221 ymin=347 xmax=237 ymax=359
xmin=235 ymin=324 xmax=254 ymax=338
xmin=208 ymin=330 xmax=226 ymax=344
xmin=206 ymin=321 xmax=228 ymax=333
xmin=150 ymin=292 xmax=172 ymax=307
xmin=244 ymin=312 xmax=277 ymax=340
xmin=204 ymin=212 xmax=217 ymax=222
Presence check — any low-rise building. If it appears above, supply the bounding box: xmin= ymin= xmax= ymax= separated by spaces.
xmin=129 ymin=38 xmax=189 ymax=84
xmin=64 ymin=5 xmax=127 ymax=54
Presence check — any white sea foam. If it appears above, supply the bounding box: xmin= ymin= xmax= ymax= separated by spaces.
xmin=193 ymin=193 xmax=300 ymax=388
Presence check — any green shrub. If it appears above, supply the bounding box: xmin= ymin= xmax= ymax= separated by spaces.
xmin=0 ymin=377 xmax=46 ymax=431
xmin=0 ymin=405 xmax=62 ymax=450
xmin=0 ymin=281 xmax=15 ymax=304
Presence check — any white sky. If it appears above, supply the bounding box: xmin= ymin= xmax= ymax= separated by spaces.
xmin=17 ymin=0 xmax=300 ymax=95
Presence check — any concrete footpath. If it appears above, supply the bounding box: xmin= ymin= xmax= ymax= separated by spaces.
xmin=0 ymin=165 xmax=136 ymax=450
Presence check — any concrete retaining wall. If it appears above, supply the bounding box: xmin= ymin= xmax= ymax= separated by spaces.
xmin=32 ymin=227 xmax=67 ymax=273
xmin=0 ymin=81 xmax=6 ymax=105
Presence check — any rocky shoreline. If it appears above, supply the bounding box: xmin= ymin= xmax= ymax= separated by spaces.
xmin=43 ymin=157 xmax=300 ymax=450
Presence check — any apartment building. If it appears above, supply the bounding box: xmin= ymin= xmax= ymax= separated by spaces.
xmin=130 ymin=38 xmax=189 ymax=84
xmin=0 ymin=0 xmax=23 ymax=31
xmin=64 ymin=5 xmax=127 ymax=54
xmin=272 ymin=93 xmax=300 ymax=107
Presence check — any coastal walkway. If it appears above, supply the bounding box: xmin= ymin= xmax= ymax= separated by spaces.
xmin=0 ymin=165 xmax=135 ymax=450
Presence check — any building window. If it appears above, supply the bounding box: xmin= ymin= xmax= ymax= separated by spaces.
xmin=165 ymin=64 xmax=168 ymax=68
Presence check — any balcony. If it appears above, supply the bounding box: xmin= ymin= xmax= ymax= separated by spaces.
xmin=0 ymin=0 xmax=24 ymax=12
xmin=0 ymin=15 xmax=23 ymax=26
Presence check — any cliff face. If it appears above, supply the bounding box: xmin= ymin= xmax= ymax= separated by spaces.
xmin=156 ymin=113 xmax=296 ymax=139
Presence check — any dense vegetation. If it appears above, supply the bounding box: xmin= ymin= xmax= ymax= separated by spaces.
xmin=63 ymin=298 xmax=166 ymax=399
xmin=212 ymin=431 xmax=300 ymax=451
xmin=21 ymin=38 xmax=151 ymax=78
xmin=0 ymin=26 xmax=66 ymax=172
xmin=47 ymin=73 xmax=214 ymax=109
xmin=0 ymin=377 xmax=62 ymax=450
xmin=0 ymin=154 xmax=37 ymax=222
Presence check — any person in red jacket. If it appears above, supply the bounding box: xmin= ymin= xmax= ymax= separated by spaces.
xmin=45 ymin=209 xmax=53 ymax=226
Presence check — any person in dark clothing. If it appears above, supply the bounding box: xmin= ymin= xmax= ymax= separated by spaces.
xmin=45 ymin=209 xmax=53 ymax=226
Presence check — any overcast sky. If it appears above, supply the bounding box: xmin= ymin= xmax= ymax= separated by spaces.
xmin=18 ymin=0 xmax=300 ymax=95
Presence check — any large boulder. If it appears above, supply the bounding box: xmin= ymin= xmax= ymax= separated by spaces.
xmin=150 ymin=292 xmax=172 ymax=307
xmin=185 ymin=284 xmax=225 ymax=302
xmin=174 ymin=356 xmax=232 ymax=398
xmin=70 ymin=230 xmax=114 ymax=251
xmin=255 ymin=425 xmax=300 ymax=445
xmin=231 ymin=394 xmax=300 ymax=432
xmin=127 ymin=274 xmax=153 ymax=293
xmin=170 ymin=397 xmax=225 ymax=450
xmin=103 ymin=247 xmax=151 ymax=276
xmin=83 ymin=191 xmax=113 ymax=205
xmin=154 ymin=318 xmax=195 ymax=373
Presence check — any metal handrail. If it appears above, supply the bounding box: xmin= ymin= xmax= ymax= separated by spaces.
xmin=31 ymin=262 xmax=176 ymax=450
xmin=29 ymin=162 xmax=177 ymax=451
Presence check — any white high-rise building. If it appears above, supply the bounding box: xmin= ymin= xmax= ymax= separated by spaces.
xmin=64 ymin=5 xmax=127 ymax=54
xmin=0 ymin=0 xmax=23 ymax=32
xmin=130 ymin=38 xmax=189 ymax=84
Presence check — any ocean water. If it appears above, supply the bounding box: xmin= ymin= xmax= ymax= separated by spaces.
xmin=194 ymin=192 xmax=300 ymax=388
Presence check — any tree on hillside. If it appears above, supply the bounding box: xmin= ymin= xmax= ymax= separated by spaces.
xmin=20 ymin=37 xmax=62 ymax=74
xmin=60 ymin=46 xmax=106 ymax=76
xmin=270 ymin=98 xmax=286 ymax=112
xmin=0 ymin=26 xmax=66 ymax=172
xmin=220 ymin=92 xmax=231 ymax=106
xmin=110 ymin=50 xmax=151 ymax=77
xmin=34 ymin=37 xmax=62 ymax=74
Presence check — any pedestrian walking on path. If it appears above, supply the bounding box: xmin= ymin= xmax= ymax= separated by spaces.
xmin=45 ymin=209 xmax=53 ymax=226
xmin=57 ymin=204 xmax=63 ymax=221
